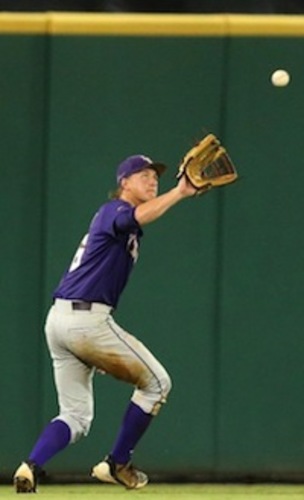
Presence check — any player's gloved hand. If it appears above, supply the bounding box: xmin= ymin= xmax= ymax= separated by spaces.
xmin=176 ymin=174 xmax=199 ymax=198
xmin=177 ymin=133 xmax=238 ymax=196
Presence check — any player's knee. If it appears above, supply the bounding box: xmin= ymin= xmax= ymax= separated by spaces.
xmin=156 ymin=369 xmax=172 ymax=403
xmin=151 ymin=371 xmax=172 ymax=415
xmin=162 ymin=370 xmax=172 ymax=397
xmin=131 ymin=368 xmax=172 ymax=416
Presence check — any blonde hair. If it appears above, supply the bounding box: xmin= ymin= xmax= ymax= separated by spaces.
xmin=108 ymin=186 xmax=123 ymax=200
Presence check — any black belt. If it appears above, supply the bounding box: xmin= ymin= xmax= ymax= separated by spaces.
xmin=72 ymin=301 xmax=92 ymax=311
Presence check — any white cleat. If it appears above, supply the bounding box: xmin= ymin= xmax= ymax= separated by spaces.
xmin=13 ymin=462 xmax=37 ymax=493
xmin=92 ymin=455 xmax=148 ymax=489
xmin=92 ymin=459 xmax=118 ymax=485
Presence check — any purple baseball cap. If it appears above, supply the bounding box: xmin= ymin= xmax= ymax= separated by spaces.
xmin=116 ymin=155 xmax=167 ymax=185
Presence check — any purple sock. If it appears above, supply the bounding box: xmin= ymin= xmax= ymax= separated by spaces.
xmin=111 ymin=402 xmax=153 ymax=464
xmin=29 ymin=419 xmax=71 ymax=467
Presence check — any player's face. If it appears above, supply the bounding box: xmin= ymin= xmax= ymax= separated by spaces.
xmin=122 ymin=168 xmax=159 ymax=204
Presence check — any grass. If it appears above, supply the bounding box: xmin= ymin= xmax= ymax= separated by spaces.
xmin=1 ymin=483 xmax=304 ymax=499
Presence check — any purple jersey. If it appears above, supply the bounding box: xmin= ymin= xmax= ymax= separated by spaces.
xmin=53 ymin=199 xmax=143 ymax=308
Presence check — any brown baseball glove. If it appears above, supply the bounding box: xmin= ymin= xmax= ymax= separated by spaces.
xmin=178 ymin=133 xmax=238 ymax=195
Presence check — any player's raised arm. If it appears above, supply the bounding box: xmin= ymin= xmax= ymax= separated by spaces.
xmin=116 ymin=155 xmax=198 ymax=226
xmin=134 ymin=176 xmax=197 ymax=226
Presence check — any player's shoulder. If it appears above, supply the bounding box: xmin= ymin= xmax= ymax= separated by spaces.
xmin=97 ymin=199 xmax=132 ymax=220
xmin=103 ymin=198 xmax=132 ymax=213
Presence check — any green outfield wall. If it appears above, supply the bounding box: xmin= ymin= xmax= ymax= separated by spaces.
xmin=1 ymin=13 xmax=304 ymax=481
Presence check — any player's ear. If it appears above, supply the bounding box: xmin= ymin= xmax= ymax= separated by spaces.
xmin=120 ymin=177 xmax=129 ymax=190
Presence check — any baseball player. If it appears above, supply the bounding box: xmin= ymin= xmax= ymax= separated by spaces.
xmin=13 ymin=154 xmax=198 ymax=492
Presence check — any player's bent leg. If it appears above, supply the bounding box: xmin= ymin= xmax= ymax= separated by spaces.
xmin=92 ymin=342 xmax=172 ymax=489
xmin=95 ymin=316 xmax=173 ymax=411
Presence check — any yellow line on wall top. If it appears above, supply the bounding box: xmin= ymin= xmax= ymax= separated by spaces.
xmin=228 ymin=14 xmax=304 ymax=36
xmin=48 ymin=13 xmax=226 ymax=36
xmin=0 ymin=13 xmax=47 ymax=33
xmin=0 ymin=13 xmax=304 ymax=36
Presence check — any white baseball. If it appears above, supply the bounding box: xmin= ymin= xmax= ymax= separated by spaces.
xmin=271 ymin=69 xmax=290 ymax=87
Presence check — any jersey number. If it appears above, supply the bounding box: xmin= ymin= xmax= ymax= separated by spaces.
xmin=69 ymin=234 xmax=88 ymax=271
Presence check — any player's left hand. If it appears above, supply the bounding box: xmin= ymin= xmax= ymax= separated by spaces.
xmin=177 ymin=133 xmax=238 ymax=195
xmin=176 ymin=173 xmax=205 ymax=197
